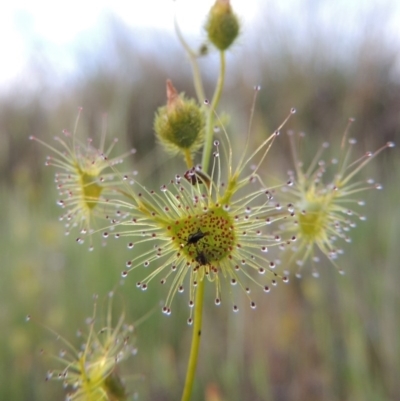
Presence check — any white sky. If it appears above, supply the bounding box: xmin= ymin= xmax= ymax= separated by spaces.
xmin=0 ymin=0 xmax=399 ymax=92
xmin=0 ymin=0 xmax=255 ymax=89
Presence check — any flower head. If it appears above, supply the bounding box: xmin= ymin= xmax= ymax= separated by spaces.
xmin=280 ymin=119 xmax=395 ymax=276
xmin=39 ymin=293 xmax=137 ymax=401
xmin=30 ymin=109 xmax=136 ymax=249
xmin=106 ymin=100 xmax=296 ymax=317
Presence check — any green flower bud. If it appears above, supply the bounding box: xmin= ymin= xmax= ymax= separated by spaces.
xmin=205 ymin=0 xmax=240 ymax=51
xmin=154 ymin=79 xmax=205 ymax=157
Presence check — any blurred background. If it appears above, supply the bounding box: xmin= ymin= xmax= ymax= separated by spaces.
xmin=1 ymin=0 xmax=399 ymax=400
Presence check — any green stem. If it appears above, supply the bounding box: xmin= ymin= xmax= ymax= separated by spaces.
xmin=189 ymin=55 xmax=206 ymax=104
xmin=201 ymin=51 xmax=226 ymax=172
xmin=184 ymin=149 xmax=194 ymax=169
xmin=174 ymin=17 xmax=206 ymax=102
xmin=180 ymin=278 xmax=205 ymax=401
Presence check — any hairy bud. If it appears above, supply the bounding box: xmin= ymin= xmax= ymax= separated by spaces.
xmin=154 ymin=79 xmax=205 ymax=157
xmin=205 ymin=0 xmax=240 ymax=51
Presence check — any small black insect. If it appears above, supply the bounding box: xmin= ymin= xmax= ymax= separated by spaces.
xmin=195 ymin=250 xmax=209 ymax=266
xmin=184 ymin=168 xmax=210 ymax=187
xmin=186 ymin=229 xmax=209 ymax=246
xmin=198 ymin=43 xmax=209 ymax=56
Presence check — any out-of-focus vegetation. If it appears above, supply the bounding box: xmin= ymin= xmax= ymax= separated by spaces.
xmin=1 ymin=6 xmax=399 ymax=401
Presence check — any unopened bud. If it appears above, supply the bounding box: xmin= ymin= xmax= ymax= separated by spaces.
xmin=154 ymin=79 xmax=205 ymax=156
xmin=205 ymin=0 xmax=240 ymax=51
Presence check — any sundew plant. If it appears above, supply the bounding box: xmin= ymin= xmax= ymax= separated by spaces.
xmin=31 ymin=1 xmax=395 ymax=400
xmin=31 ymin=293 xmax=137 ymax=401
xmin=280 ymin=122 xmax=395 ymax=277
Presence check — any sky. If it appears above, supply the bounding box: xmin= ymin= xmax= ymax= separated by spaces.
xmin=0 ymin=0 xmax=399 ymax=93
xmin=0 ymin=0 xmax=256 ymax=91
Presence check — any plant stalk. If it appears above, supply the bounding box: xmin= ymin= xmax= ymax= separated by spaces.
xmin=174 ymin=16 xmax=206 ymax=103
xmin=180 ymin=278 xmax=205 ymax=401
xmin=201 ymin=51 xmax=226 ymax=172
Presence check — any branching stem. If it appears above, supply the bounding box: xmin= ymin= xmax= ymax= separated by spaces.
xmin=202 ymin=51 xmax=226 ymax=172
